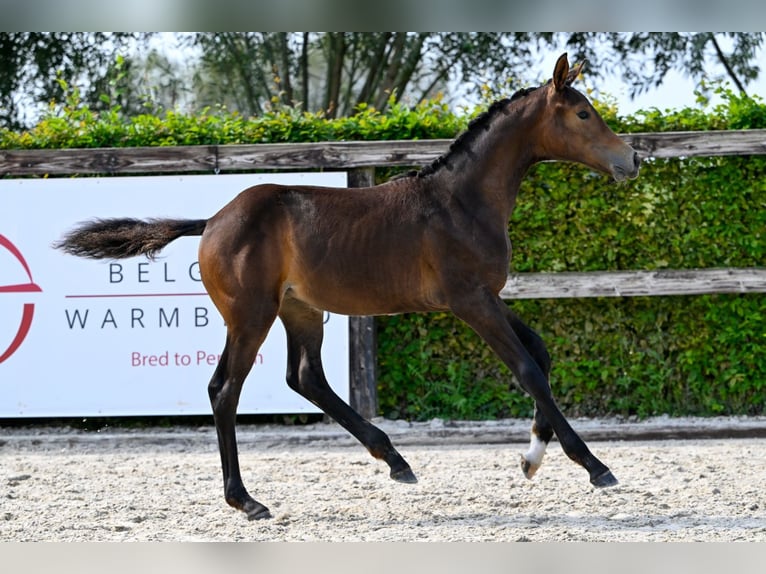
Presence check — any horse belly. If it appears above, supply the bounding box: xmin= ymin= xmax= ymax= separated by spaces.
xmin=287 ymin=264 xmax=443 ymax=316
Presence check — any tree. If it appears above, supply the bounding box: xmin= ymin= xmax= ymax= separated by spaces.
xmin=0 ymin=33 xmax=145 ymax=129
xmin=563 ymin=32 xmax=763 ymax=98
xmin=94 ymin=48 xmax=195 ymax=116
xmin=188 ymin=32 xmax=552 ymax=118
xmin=1 ymin=32 xmax=763 ymax=129
xmin=186 ymin=32 xmax=764 ymax=117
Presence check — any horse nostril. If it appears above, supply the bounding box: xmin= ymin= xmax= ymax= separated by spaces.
xmin=633 ymin=151 xmax=641 ymax=169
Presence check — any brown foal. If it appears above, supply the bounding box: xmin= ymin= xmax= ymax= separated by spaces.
xmin=57 ymin=53 xmax=640 ymax=520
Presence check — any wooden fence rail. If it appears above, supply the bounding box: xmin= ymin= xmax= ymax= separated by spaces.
xmin=501 ymin=268 xmax=766 ymax=299
xmin=3 ymin=129 xmax=765 ymax=417
xmin=2 ymin=129 xmax=766 ymax=176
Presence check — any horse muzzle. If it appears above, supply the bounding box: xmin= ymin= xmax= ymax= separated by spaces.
xmin=611 ymin=150 xmax=641 ymax=182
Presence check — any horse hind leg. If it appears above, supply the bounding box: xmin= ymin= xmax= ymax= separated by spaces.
xmin=208 ymin=314 xmax=277 ymax=520
xmin=278 ymin=295 xmax=417 ymax=484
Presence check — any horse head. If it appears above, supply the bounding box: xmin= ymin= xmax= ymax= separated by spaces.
xmin=540 ymin=53 xmax=640 ymax=182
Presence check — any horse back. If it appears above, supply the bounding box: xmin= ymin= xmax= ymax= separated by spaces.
xmin=200 ymin=181 xmax=448 ymax=316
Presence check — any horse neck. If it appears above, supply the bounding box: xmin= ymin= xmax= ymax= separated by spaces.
xmin=437 ymin=104 xmax=542 ymax=223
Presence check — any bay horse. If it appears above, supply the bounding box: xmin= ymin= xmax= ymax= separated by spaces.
xmin=56 ymin=53 xmax=640 ymax=520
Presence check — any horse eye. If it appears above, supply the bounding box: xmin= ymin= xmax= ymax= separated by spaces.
xmin=577 ymin=110 xmax=590 ymax=120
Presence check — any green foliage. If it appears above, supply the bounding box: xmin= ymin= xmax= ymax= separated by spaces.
xmin=377 ymin=313 xmax=532 ymax=421
xmin=2 ymin=86 xmax=764 ymax=420
xmin=379 ymin=88 xmax=766 ymax=421
xmin=0 ymin=91 xmax=464 ymax=149
xmin=378 ymin=123 xmax=766 ymax=419
xmin=613 ymin=85 xmax=766 ymax=132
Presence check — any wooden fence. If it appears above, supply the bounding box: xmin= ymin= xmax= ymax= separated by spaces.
xmin=2 ymin=129 xmax=766 ymax=175
xmin=2 ymin=129 xmax=765 ymax=417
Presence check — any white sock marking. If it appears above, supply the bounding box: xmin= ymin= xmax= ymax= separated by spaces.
xmin=524 ymin=433 xmax=547 ymax=468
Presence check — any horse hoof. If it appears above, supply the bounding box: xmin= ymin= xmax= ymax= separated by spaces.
xmin=590 ymin=469 xmax=618 ymax=488
xmin=391 ymin=467 xmax=418 ymax=484
xmin=520 ymin=455 xmax=540 ymax=480
xmin=245 ymin=504 xmax=273 ymax=520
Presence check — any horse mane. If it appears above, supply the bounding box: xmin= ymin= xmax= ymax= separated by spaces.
xmin=416 ymin=86 xmax=538 ymax=178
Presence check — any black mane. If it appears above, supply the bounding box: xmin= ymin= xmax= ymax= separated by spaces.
xmin=417 ymin=86 xmax=538 ymax=178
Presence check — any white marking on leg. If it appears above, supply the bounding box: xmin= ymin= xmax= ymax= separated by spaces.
xmin=522 ymin=433 xmax=547 ymax=478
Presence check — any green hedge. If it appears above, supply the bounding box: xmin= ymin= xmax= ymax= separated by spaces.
xmin=378 ymin=153 xmax=766 ymax=420
xmin=0 ymin=87 xmax=464 ymax=148
xmin=3 ymin=87 xmax=764 ymax=420
xmin=378 ymin=90 xmax=766 ymax=420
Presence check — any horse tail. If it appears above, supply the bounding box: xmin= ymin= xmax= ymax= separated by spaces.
xmin=55 ymin=217 xmax=208 ymax=260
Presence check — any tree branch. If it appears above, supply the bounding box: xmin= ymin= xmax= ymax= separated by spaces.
xmin=300 ymin=32 xmax=309 ymax=109
xmin=220 ymin=33 xmax=263 ymax=116
xmin=374 ymin=32 xmax=407 ymax=109
xmin=325 ymin=33 xmax=346 ymax=118
xmin=710 ymin=34 xmax=748 ymax=95
xmin=276 ymin=32 xmax=294 ymax=105
xmin=356 ymin=33 xmax=392 ymax=107
xmin=393 ymin=33 xmax=426 ymax=100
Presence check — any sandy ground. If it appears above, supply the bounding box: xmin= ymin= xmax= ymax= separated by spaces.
xmin=1 ymin=419 xmax=764 ymax=542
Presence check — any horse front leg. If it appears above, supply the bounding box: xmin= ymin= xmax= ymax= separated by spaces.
xmin=451 ymin=287 xmax=617 ymax=488
xmin=500 ymin=307 xmax=555 ymax=479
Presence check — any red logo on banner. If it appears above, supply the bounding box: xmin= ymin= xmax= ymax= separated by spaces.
xmin=0 ymin=234 xmax=42 ymax=363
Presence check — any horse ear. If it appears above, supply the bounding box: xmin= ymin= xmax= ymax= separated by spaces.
xmin=567 ymin=61 xmax=586 ymax=86
xmin=553 ymin=53 xmax=569 ymax=91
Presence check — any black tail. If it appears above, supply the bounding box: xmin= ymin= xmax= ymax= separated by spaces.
xmin=55 ymin=217 xmax=208 ymax=260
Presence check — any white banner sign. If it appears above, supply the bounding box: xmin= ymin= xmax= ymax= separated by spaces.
xmin=0 ymin=172 xmax=349 ymax=417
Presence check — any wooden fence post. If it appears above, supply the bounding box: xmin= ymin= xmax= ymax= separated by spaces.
xmin=347 ymin=167 xmax=378 ymax=419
